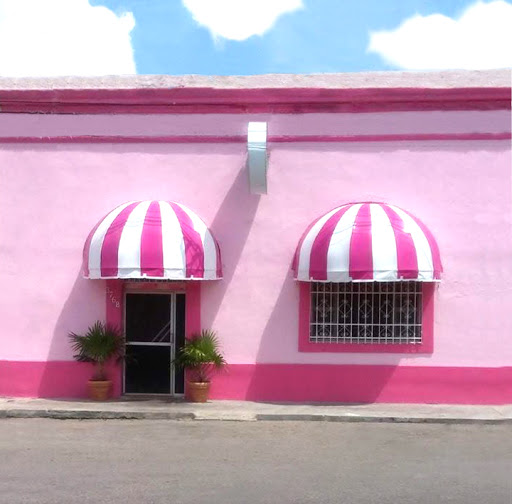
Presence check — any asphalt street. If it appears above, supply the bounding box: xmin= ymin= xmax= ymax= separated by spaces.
xmin=0 ymin=419 xmax=511 ymax=504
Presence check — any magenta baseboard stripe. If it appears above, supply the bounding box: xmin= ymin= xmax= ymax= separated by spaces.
xmin=0 ymin=361 xmax=122 ymax=399
xmin=0 ymin=132 xmax=509 ymax=144
xmin=2 ymin=361 xmax=511 ymax=404
xmin=209 ymin=364 xmax=512 ymax=404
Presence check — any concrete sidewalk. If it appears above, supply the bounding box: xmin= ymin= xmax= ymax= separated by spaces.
xmin=1 ymin=397 xmax=512 ymax=424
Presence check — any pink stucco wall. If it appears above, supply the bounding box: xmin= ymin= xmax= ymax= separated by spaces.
xmin=0 ymin=110 xmax=509 ymax=138
xmin=0 ymin=106 xmax=511 ymax=400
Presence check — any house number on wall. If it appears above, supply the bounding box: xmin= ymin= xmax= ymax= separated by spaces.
xmin=106 ymin=286 xmax=120 ymax=308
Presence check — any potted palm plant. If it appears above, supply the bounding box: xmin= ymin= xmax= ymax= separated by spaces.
xmin=173 ymin=330 xmax=226 ymax=403
xmin=69 ymin=321 xmax=124 ymax=401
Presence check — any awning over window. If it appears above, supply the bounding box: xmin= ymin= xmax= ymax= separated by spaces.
xmin=83 ymin=201 xmax=222 ymax=280
xmin=293 ymin=202 xmax=442 ymax=282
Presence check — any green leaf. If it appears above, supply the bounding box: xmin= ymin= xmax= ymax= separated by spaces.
xmin=68 ymin=321 xmax=125 ymax=380
xmin=172 ymin=330 xmax=226 ymax=383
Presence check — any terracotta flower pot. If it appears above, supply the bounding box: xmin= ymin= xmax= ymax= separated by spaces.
xmin=186 ymin=381 xmax=211 ymax=403
xmin=88 ymin=380 xmax=111 ymax=401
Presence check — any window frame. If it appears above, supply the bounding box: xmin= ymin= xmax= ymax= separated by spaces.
xmin=298 ymin=282 xmax=435 ymax=354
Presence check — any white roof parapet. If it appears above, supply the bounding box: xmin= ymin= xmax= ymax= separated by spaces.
xmin=247 ymin=122 xmax=268 ymax=195
xmin=0 ymin=69 xmax=509 ymax=90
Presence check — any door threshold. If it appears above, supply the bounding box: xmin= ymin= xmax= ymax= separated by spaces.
xmin=122 ymin=394 xmax=185 ymax=402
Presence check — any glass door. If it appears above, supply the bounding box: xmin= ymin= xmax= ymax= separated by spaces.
xmin=124 ymin=292 xmax=185 ymax=395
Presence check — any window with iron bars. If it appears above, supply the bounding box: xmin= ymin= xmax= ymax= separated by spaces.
xmin=310 ymin=282 xmax=422 ymax=345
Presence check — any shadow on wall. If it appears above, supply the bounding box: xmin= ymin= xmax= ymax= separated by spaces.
xmin=208 ymin=274 xmax=402 ymax=403
xmin=201 ymin=164 xmax=261 ymax=326
xmin=35 ymin=164 xmax=261 ymax=398
xmin=200 ymin=163 xmax=402 ymax=403
xmin=38 ymin=272 xmax=106 ymax=398
xmin=244 ymin=276 xmax=402 ymax=403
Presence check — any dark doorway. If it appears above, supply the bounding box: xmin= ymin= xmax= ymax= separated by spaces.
xmin=124 ymin=292 xmax=185 ymax=395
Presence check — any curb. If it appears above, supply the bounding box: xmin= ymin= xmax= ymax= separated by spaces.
xmin=0 ymin=409 xmax=195 ymax=420
xmin=1 ymin=409 xmax=510 ymax=424
xmin=255 ymin=414 xmax=512 ymax=425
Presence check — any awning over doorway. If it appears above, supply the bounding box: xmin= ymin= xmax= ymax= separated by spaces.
xmin=83 ymin=201 xmax=222 ymax=280
xmin=293 ymin=202 xmax=442 ymax=282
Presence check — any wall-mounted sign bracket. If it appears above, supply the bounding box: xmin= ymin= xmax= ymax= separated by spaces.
xmin=247 ymin=122 xmax=267 ymax=195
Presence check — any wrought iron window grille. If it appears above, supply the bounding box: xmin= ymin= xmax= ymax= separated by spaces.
xmin=310 ymin=282 xmax=423 ymax=345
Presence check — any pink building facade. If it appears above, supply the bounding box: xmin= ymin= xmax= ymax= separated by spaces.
xmin=0 ymin=70 xmax=511 ymax=404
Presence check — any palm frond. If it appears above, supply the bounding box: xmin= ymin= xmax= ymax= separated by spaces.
xmin=69 ymin=321 xmax=124 ymax=380
xmin=172 ymin=329 xmax=226 ymax=382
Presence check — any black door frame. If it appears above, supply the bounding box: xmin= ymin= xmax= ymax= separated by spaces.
xmin=123 ymin=290 xmax=185 ymax=396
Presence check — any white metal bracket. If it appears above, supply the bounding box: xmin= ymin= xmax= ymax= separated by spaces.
xmin=247 ymin=122 xmax=268 ymax=195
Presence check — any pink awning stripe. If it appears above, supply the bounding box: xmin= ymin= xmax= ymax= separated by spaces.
xmin=309 ymin=205 xmax=351 ymax=280
xmin=349 ymin=203 xmax=374 ymax=280
xmin=169 ymin=202 xmax=205 ymax=278
xmin=400 ymin=208 xmax=442 ymax=279
xmin=140 ymin=201 xmax=164 ymax=277
xmin=83 ymin=200 xmax=222 ymax=280
xmin=380 ymin=204 xmax=418 ymax=279
xmin=292 ymin=214 xmax=325 ymax=273
xmin=214 ymin=236 xmax=223 ymax=279
xmin=293 ymin=201 xmax=442 ymax=283
xmin=82 ymin=212 xmax=107 ymax=278
xmin=100 ymin=202 xmax=139 ymax=278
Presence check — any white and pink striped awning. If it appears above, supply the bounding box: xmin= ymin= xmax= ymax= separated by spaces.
xmin=83 ymin=201 xmax=222 ymax=280
xmin=293 ymin=202 xmax=442 ymax=282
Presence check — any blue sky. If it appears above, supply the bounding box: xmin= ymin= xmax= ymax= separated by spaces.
xmin=94 ymin=0 xmax=477 ymax=74
xmin=0 ymin=0 xmax=511 ymax=76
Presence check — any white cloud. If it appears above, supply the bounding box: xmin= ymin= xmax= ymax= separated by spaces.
xmin=368 ymin=1 xmax=512 ymax=70
xmin=0 ymin=0 xmax=136 ymax=77
xmin=182 ymin=0 xmax=303 ymax=41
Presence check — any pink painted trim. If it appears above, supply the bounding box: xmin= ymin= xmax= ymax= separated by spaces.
xmin=0 ymin=135 xmax=246 ymax=144
xmin=272 ymin=133 xmax=512 ymax=142
xmin=0 ymin=87 xmax=509 ymax=114
xmin=298 ymin=282 xmax=311 ymax=345
xmin=123 ymin=280 xmax=187 ymax=291
xmin=105 ymin=280 xmax=124 ymax=397
xmin=421 ymin=283 xmax=434 ymax=353
xmin=106 ymin=280 xmax=124 ymax=329
xmin=107 ymin=280 xmax=202 ymax=339
xmin=185 ymin=282 xmax=201 ymax=337
xmin=298 ymin=282 xmax=434 ymax=353
xmin=4 ymin=360 xmax=510 ymax=404
xmin=0 ymin=132 xmax=510 ymax=144
xmin=208 ymin=363 xmax=512 ymax=404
